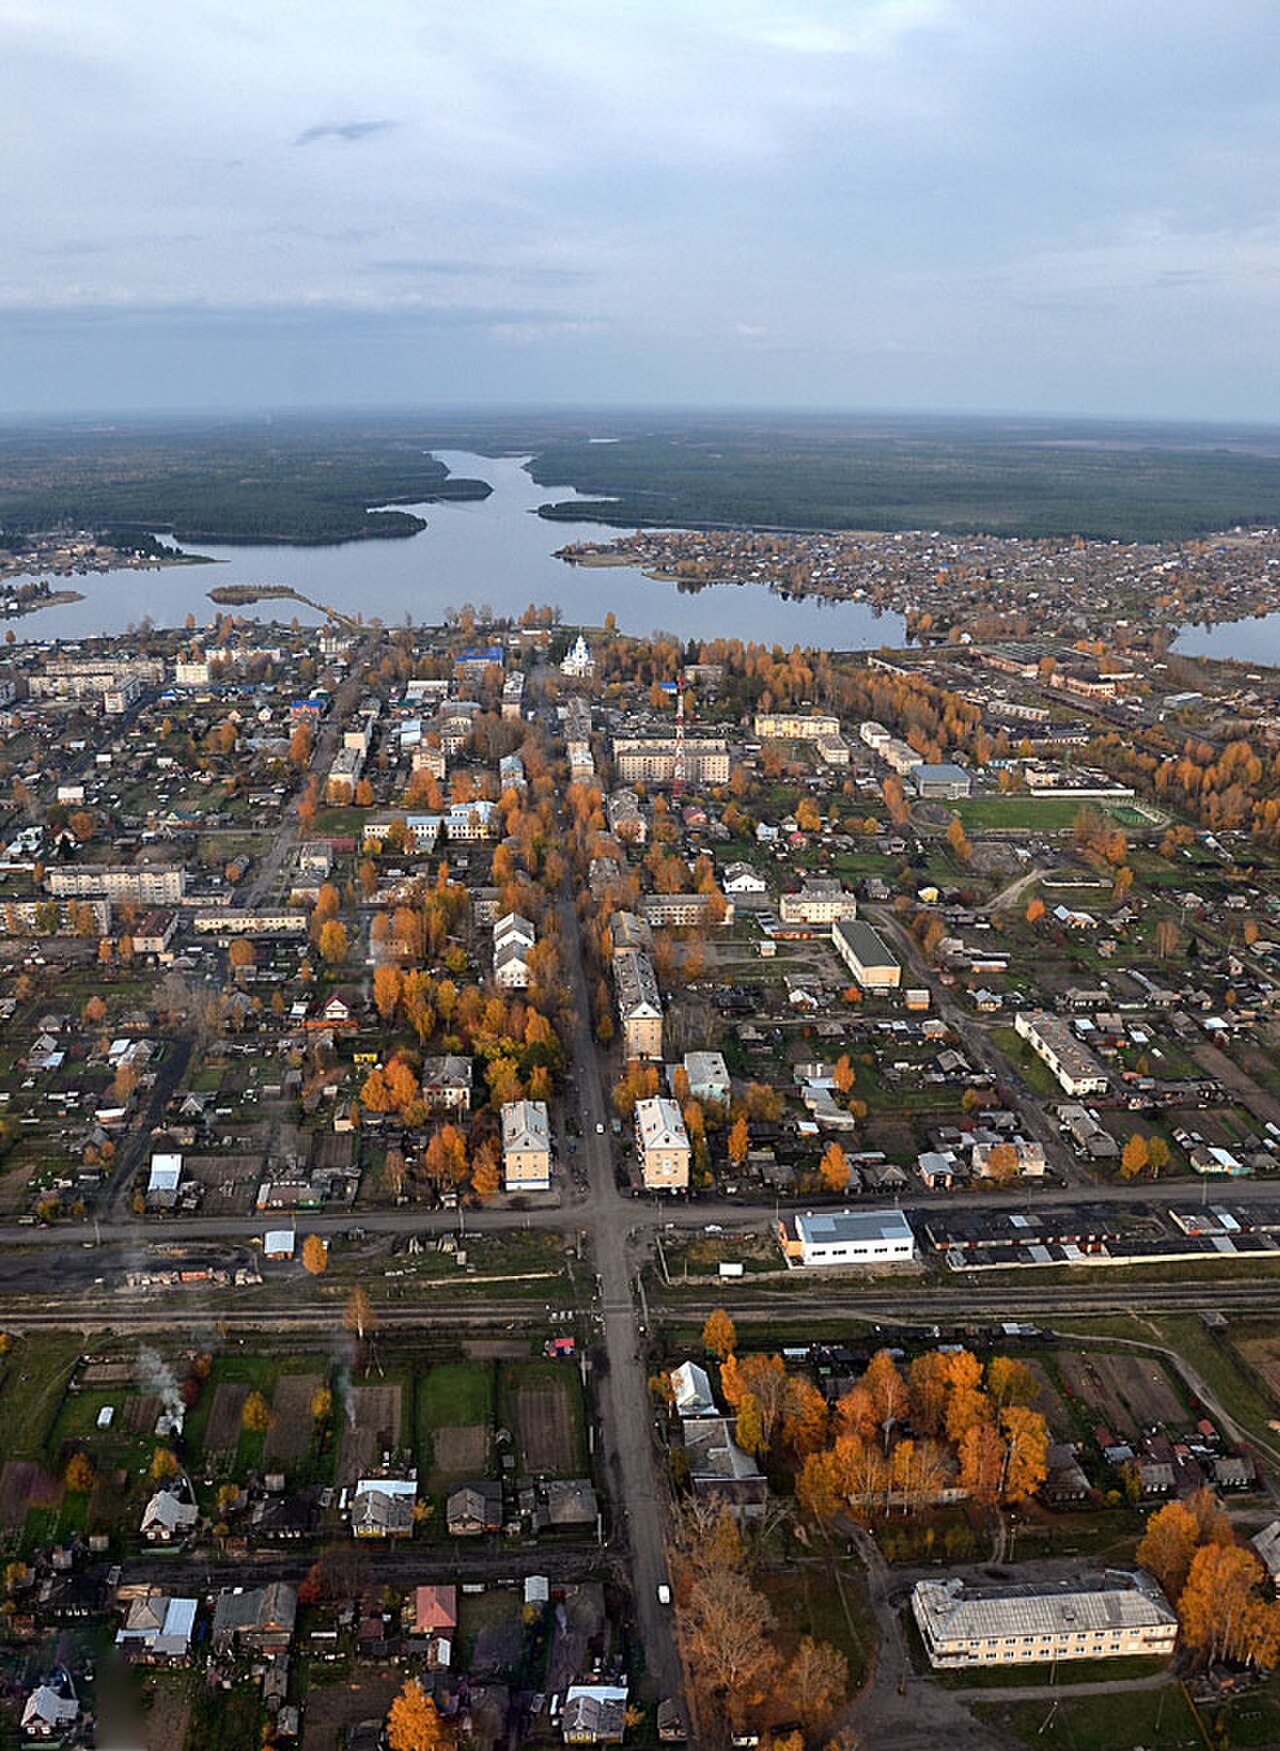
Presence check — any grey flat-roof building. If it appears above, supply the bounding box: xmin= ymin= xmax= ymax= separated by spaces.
xmin=913 ymin=1570 xmax=1176 ymax=1668
xmin=911 ymin=762 xmax=973 ymax=800
xmin=832 ymin=919 xmax=901 ymax=989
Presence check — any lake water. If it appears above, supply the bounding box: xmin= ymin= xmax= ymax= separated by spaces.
xmin=1173 ymin=615 xmax=1280 ymax=668
xmin=0 ymin=450 xmax=907 ymax=650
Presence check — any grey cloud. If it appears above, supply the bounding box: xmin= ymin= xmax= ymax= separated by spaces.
xmin=294 ymin=120 xmax=396 ymax=146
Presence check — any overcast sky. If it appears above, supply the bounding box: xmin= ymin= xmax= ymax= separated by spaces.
xmin=3 ymin=0 xmax=1279 ymax=419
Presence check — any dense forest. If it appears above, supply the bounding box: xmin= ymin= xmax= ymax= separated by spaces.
xmin=0 ymin=416 xmax=490 ymax=546
xmin=524 ymin=418 xmax=1280 ymax=541
xmin=3 ymin=410 xmax=1280 ymax=547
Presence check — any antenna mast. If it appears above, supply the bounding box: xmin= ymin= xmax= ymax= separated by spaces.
xmin=672 ymin=674 xmax=686 ymax=798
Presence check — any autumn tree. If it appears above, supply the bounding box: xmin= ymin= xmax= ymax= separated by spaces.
xmin=682 ymin=1567 xmax=779 ymax=1727
xmin=344 ymin=1285 xmax=376 ymax=1343
xmin=373 ymin=964 xmax=403 ymax=1022
xmin=778 ymin=1377 xmax=829 ymax=1460
xmin=702 ymin=1308 xmax=736 ymax=1361
xmin=228 ymin=937 xmax=256 ymax=977
xmin=1136 ymin=1499 xmax=1201 ymax=1602
xmin=242 ymin=1390 xmax=271 ymax=1433
xmin=148 ymin=1446 xmax=180 ymax=1482
xmin=727 ymin=1115 xmax=749 ymax=1169
xmin=311 ymin=1386 xmax=333 ymax=1424
xmin=1155 ymin=917 xmax=1181 ymax=958
xmin=64 ymin=1452 xmax=95 ymax=1493
xmin=1025 ymin=897 xmax=1046 ymax=924
xmin=786 ymin=1637 xmax=848 ymax=1737
xmin=387 ymin=1678 xmax=454 ymax=1751
xmin=111 ymin=1062 xmax=139 ymax=1106
xmin=470 ymin=1139 xmax=501 ymax=1203
xmin=310 ymin=883 xmax=340 ymax=937
xmin=946 ymin=815 xmax=972 ymax=865
xmin=818 ymin=1141 xmax=850 ymax=1192
xmin=1147 ymin=1135 xmax=1170 ymax=1178
xmin=908 ymin=1350 xmax=952 ymax=1438
xmin=983 ymin=1141 xmax=1020 ymax=1184
xmin=302 ymin=1234 xmax=328 ymax=1276
xmin=986 ymin=1356 xmax=1039 ymax=1409
xmin=1120 ymin=1133 xmax=1149 ymax=1181
xmin=318 ymin=919 xmax=349 ymax=965
xmin=1179 ymin=1543 xmax=1271 ymax=1664
xmin=1000 ymin=1405 xmax=1049 ymax=1501
xmin=958 ymin=1421 xmax=1005 ymax=1504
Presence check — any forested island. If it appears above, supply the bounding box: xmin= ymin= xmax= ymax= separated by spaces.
xmin=0 ymin=416 xmax=491 ymax=550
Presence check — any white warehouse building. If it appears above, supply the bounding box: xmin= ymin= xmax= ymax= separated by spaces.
xmin=779 ymin=1207 xmax=915 ymax=1268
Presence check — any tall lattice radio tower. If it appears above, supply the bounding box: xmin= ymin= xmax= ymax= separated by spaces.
xmin=672 ymin=674 xmax=687 ymax=798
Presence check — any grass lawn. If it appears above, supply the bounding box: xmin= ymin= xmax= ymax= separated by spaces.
xmin=1201 ymin=1681 xmax=1280 ymax=1748
xmin=418 ymin=1361 xmax=493 ymax=1432
xmin=950 ymin=796 xmax=1104 ymax=832
xmin=974 ymin=1683 xmax=1200 ymax=1749
xmin=989 ymin=1026 xmax=1063 ymax=1099
xmin=757 ymin=1550 xmax=875 ymax=1692
xmin=936 ymin=1653 xmax=1169 ymax=1690
xmin=0 ymin=1332 xmax=86 ymax=1460
xmin=185 ymin=1677 xmax=263 ymax=1751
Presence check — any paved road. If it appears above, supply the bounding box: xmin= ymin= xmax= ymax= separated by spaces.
xmin=102 ymin=1031 xmax=194 ymax=1222
xmin=242 ymin=671 xmax=352 ymax=910
xmin=15 ymin=1160 xmax=1280 ymax=1255
xmin=870 ymin=903 xmax=1081 ymax=1184
xmin=556 ymin=894 xmax=684 ymax=1710
xmin=844 ymin=1529 xmax=1010 ymax=1751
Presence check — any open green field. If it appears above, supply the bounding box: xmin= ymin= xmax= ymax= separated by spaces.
xmin=975 ymin=1683 xmax=1200 ymax=1749
xmin=950 ymin=795 xmax=1133 ymax=832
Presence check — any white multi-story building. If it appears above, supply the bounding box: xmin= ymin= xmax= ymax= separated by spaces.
xmin=640 ymin=892 xmax=731 ymax=928
xmin=613 ymin=737 xmax=731 ymax=787
xmin=1014 ymin=1010 xmax=1110 ymax=1097
xmin=754 ymin=712 xmax=841 ymax=741
xmin=880 ymin=737 xmax=924 ymax=776
xmin=912 ymin=1572 xmax=1177 ymax=1669
xmin=501 ymin=1099 xmax=552 ymax=1192
xmin=635 ymin=1097 xmax=690 ymax=1191
xmin=501 ymin=670 xmax=526 ymax=720
xmin=421 ymin=1056 xmax=472 ymax=1113
xmin=779 ymin=879 xmax=857 ymax=926
xmin=48 ymin=866 xmax=186 ymax=905
xmin=494 ymin=912 xmax=536 ymax=990
xmin=614 ymin=948 xmax=663 ymax=1061
xmin=682 ymin=1050 xmax=731 ymax=1106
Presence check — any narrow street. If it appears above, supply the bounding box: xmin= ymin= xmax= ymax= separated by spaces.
xmin=556 ymin=892 xmax=684 ymax=1710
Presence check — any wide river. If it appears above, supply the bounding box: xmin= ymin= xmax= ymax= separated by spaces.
xmin=0 ymin=451 xmax=906 ymax=650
